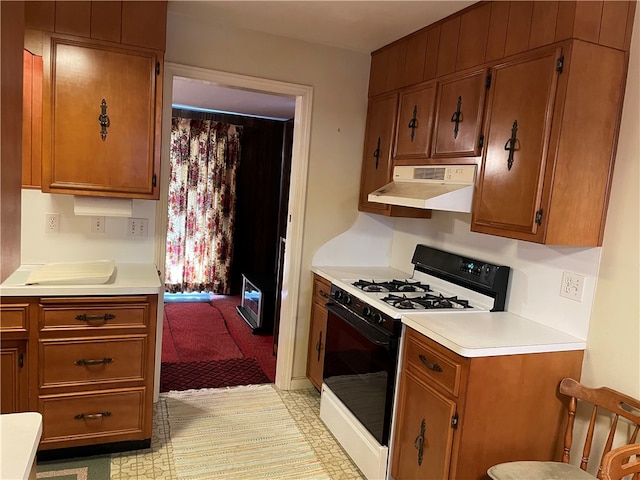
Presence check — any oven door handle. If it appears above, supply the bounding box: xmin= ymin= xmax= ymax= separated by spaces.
xmin=326 ymin=303 xmax=392 ymax=348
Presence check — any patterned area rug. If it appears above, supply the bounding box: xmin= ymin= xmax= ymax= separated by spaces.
xmin=160 ymin=358 xmax=270 ymax=392
xmin=165 ymin=384 xmax=330 ymax=480
xmin=36 ymin=455 xmax=110 ymax=479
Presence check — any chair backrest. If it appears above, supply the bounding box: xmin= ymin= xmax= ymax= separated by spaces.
xmin=559 ymin=378 xmax=640 ymax=479
xmin=600 ymin=443 xmax=640 ymax=480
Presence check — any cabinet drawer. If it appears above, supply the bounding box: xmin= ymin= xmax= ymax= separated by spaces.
xmin=312 ymin=275 xmax=331 ymax=305
xmin=0 ymin=303 xmax=29 ymax=333
xmin=40 ymin=336 xmax=146 ymax=388
xmin=404 ymin=329 xmax=466 ymax=396
xmin=40 ymin=297 xmax=150 ymax=331
xmin=39 ymin=388 xmax=145 ymax=444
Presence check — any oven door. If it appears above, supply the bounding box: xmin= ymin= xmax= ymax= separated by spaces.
xmin=323 ymin=302 xmax=398 ymax=446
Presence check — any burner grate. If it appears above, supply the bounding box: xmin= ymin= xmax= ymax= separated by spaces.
xmin=381 ymin=293 xmax=472 ymax=310
xmin=353 ymin=279 xmax=432 ymax=293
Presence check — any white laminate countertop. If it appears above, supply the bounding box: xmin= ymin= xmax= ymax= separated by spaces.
xmin=402 ymin=311 xmax=586 ymax=357
xmin=0 ymin=412 xmax=42 ymax=480
xmin=0 ymin=263 xmax=161 ymax=296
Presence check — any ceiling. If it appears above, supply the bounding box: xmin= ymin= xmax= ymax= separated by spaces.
xmin=168 ymin=1 xmax=475 ymax=120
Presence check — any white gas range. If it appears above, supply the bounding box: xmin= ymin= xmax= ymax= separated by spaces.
xmin=318 ymin=245 xmax=511 ymax=480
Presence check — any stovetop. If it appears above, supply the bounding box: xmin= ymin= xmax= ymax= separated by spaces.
xmin=328 ymin=245 xmax=511 ymax=322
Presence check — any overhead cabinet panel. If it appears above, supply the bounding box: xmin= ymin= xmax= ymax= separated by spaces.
xmin=42 ymin=35 xmax=161 ymax=198
xmin=394 ymin=82 xmax=437 ymax=162
xmin=472 ymin=48 xmax=562 ymax=238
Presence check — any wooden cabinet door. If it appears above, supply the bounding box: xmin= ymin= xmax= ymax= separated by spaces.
xmin=358 ymin=92 xmax=398 ymax=214
xmin=391 ymin=370 xmax=457 ymax=480
xmin=394 ymin=81 xmax=437 ymax=162
xmin=432 ymin=69 xmax=488 ymax=159
xmin=306 ymin=302 xmax=327 ymax=390
xmin=472 ymin=47 xmax=562 ymax=240
xmin=1 ymin=341 xmax=29 ymax=414
xmin=42 ymin=35 xmax=161 ymax=199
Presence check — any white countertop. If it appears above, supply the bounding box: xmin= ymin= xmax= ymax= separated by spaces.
xmin=402 ymin=311 xmax=586 ymax=357
xmin=0 ymin=263 xmax=161 ymax=296
xmin=312 ymin=265 xmax=586 ymax=358
xmin=0 ymin=412 xmax=42 ymax=480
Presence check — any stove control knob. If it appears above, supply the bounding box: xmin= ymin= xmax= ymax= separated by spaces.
xmin=344 ymin=294 xmax=352 ymax=305
xmin=363 ymin=306 xmax=372 ymax=317
xmin=334 ymin=290 xmax=343 ymax=300
xmin=372 ymin=312 xmax=383 ymax=324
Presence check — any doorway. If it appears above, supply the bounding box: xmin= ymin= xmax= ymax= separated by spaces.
xmin=154 ymin=62 xmax=313 ymax=394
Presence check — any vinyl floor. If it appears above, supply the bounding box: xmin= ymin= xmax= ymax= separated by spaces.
xmin=109 ymin=387 xmax=365 ymax=480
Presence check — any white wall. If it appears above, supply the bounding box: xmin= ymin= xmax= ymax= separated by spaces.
xmin=165 ymin=10 xmax=371 ymax=380
xmin=21 ymin=189 xmax=156 ymax=264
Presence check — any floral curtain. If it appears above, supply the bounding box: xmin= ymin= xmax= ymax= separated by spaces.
xmin=165 ymin=117 xmax=242 ymax=294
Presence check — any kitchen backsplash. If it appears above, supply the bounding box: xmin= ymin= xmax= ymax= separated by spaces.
xmin=314 ymin=211 xmax=601 ymax=341
xmin=21 ymin=189 xmax=157 ymax=265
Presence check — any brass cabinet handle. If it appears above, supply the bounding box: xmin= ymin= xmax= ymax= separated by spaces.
xmin=75 ymin=313 xmax=116 ymax=322
xmin=414 ymin=418 xmax=426 ymax=466
xmin=74 ymin=411 xmax=112 ymax=420
xmin=74 ymin=357 xmax=113 ymax=366
xmin=418 ymin=354 xmax=443 ymax=372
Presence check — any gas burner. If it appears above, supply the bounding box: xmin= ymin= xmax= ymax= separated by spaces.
xmin=381 ymin=293 xmax=472 ymax=310
xmin=353 ymin=279 xmax=432 ymax=293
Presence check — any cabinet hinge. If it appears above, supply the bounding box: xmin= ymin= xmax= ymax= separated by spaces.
xmin=451 ymin=412 xmax=459 ymax=430
xmin=156 ymin=61 xmax=161 ymax=76
xmin=485 ymin=74 xmax=492 ymax=89
xmin=556 ymin=56 xmax=564 ymax=73
xmin=478 ymin=134 xmax=485 ymax=151
xmin=535 ymin=208 xmax=544 ymax=225
xmin=18 ymin=353 xmax=24 ymax=368
xmin=152 ymin=174 xmax=157 ymax=187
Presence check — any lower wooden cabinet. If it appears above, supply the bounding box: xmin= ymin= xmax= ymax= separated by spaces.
xmin=0 ymin=294 xmax=157 ymax=450
xmin=306 ymin=274 xmax=330 ymax=390
xmin=391 ymin=327 xmax=584 ymax=480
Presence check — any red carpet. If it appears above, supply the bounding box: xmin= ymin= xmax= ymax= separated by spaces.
xmin=160 ymin=296 xmax=276 ymax=391
xmin=162 ymin=302 xmax=243 ymax=363
xmin=160 ymin=358 xmax=270 ymax=392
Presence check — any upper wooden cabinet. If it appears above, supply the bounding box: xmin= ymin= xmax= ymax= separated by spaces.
xmin=432 ymin=69 xmax=488 ymax=159
xmin=394 ymin=81 xmax=437 ymax=162
xmin=41 ymin=35 xmax=162 ymax=199
xmin=472 ymin=41 xmax=626 ymax=246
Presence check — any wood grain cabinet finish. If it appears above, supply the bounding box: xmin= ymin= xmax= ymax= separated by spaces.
xmin=394 ymin=81 xmax=437 ymax=163
xmin=0 ymin=300 xmax=36 ymax=414
xmin=34 ymin=295 xmax=158 ymax=450
xmin=307 ymin=274 xmax=330 ymax=390
xmin=472 ymin=41 xmax=626 ymax=246
xmin=432 ymin=69 xmax=488 ymax=159
xmin=359 ymin=93 xmax=432 ymax=218
xmin=41 ymin=35 xmax=162 ymax=199
xmin=390 ymin=328 xmax=585 ymax=480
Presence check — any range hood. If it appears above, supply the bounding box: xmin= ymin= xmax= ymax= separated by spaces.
xmin=368 ymin=165 xmax=476 ymax=213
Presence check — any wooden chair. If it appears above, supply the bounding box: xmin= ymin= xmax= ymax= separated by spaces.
xmin=487 ymin=378 xmax=640 ymax=480
xmin=600 ymin=443 xmax=640 ymax=480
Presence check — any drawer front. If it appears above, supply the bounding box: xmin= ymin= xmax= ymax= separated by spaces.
xmin=404 ymin=329 xmax=466 ymax=397
xmin=0 ymin=303 xmax=29 ymax=333
xmin=312 ymin=275 xmax=331 ymax=305
xmin=40 ymin=388 xmax=145 ymax=443
xmin=40 ymin=336 xmax=146 ymax=388
xmin=40 ymin=297 xmax=150 ymax=331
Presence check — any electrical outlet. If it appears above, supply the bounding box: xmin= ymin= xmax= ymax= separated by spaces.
xmin=560 ymin=271 xmax=585 ymax=302
xmin=127 ymin=218 xmax=148 ymax=238
xmin=90 ymin=216 xmax=106 ymax=235
xmin=45 ymin=213 xmax=60 ymax=233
